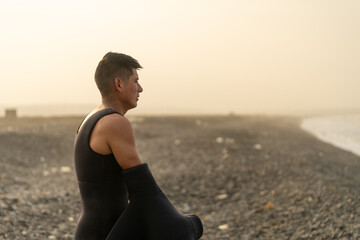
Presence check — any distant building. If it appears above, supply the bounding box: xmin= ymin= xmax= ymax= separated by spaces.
xmin=5 ymin=108 xmax=17 ymax=119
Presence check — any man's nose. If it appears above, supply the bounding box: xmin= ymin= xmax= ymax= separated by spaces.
xmin=138 ymin=84 xmax=143 ymax=92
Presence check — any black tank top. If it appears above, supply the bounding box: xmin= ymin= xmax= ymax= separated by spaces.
xmin=74 ymin=108 xmax=128 ymax=240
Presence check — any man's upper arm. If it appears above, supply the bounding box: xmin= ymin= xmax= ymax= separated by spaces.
xmin=103 ymin=114 xmax=142 ymax=169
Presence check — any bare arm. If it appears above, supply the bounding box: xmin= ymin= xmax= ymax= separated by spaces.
xmin=102 ymin=114 xmax=143 ymax=169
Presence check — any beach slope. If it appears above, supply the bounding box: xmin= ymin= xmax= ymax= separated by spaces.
xmin=0 ymin=115 xmax=359 ymax=239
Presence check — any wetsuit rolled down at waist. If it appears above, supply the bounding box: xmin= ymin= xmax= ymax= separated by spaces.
xmin=106 ymin=163 xmax=203 ymax=240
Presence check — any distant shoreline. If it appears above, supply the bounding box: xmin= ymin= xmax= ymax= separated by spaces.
xmin=1 ymin=104 xmax=360 ymax=118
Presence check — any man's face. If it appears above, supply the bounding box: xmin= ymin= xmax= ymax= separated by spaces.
xmin=122 ymin=69 xmax=143 ymax=109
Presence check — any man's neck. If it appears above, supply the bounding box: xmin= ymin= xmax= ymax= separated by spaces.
xmin=100 ymin=98 xmax=127 ymax=115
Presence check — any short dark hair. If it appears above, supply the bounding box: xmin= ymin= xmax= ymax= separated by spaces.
xmin=94 ymin=52 xmax=142 ymax=97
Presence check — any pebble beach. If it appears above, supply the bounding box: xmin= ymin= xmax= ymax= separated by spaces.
xmin=1 ymin=114 xmax=360 ymax=239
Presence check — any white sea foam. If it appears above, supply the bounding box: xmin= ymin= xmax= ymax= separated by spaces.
xmin=301 ymin=114 xmax=360 ymax=157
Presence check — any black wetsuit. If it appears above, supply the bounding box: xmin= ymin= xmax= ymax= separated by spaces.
xmin=74 ymin=109 xmax=128 ymax=240
xmin=74 ymin=108 xmax=203 ymax=240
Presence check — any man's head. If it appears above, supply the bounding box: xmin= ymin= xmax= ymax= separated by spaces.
xmin=94 ymin=52 xmax=142 ymax=97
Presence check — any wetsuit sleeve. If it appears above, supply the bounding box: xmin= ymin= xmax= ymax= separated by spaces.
xmin=106 ymin=163 xmax=203 ymax=240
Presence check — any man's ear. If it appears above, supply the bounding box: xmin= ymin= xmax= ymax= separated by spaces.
xmin=114 ymin=77 xmax=124 ymax=92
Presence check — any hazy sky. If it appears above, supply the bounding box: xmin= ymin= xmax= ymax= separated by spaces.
xmin=1 ymin=0 xmax=359 ymax=115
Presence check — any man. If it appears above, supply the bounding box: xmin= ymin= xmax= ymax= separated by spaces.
xmin=73 ymin=52 xmax=143 ymax=240
xmin=74 ymin=52 xmax=202 ymax=240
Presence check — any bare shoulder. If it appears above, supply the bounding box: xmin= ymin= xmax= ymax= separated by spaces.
xmin=101 ymin=113 xmax=132 ymax=128
xmin=99 ymin=113 xmax=134 ymax=140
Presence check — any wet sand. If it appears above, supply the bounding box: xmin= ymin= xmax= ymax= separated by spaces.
xmin=1 ymin=115 xmax=360 ymax=239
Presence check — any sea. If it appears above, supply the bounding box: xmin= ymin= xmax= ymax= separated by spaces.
xmin=301 ymin=114 xmax=360 ymax=157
